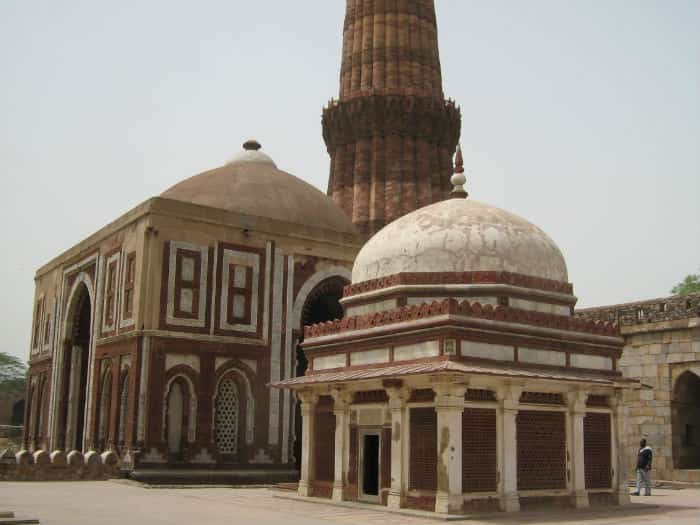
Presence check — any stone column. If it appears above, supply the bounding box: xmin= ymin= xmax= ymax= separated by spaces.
xmin=297 ymin=390 xmax=318 ymax=497
xmin=567 ymin=391 xmax=590 ymax=508
xmin=331 ymin=390 xmax=351 ymax=501
xmin=611 ymin=393 xmax=631 ymax=505
xmin=496 ymin=385 xmax=522 ymax=512
xmin=386 ymin=386 xmax=409 ymax=509
xmin=433 ymin=382 xmax=467 ymax=514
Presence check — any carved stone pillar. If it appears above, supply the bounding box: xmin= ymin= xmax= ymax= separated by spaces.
xmin=297 ymin=390 xmax=318 ymax=497
xmin=386 ymin=386 xmax=409 ymax=509
xmin=567 ymin=391 xmax=590 ymax=508
xmin=497 ymin=385 xmax=522 ymax=512
xmin=331 ymin=390 xmax=351 ymax=501
xmin=433 ymin=381 xmax=467 ymax=514
xmin=610 ymin=393 xmax=631 ymax=505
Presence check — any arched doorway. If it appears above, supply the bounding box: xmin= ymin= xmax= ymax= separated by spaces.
xmin=12 ymin=399 xmax=25 ymax=426
xmin=164 ymin=376 xmax=196 ymax=459
xmin=293 ymin=276 xmax=347 ymax=469
xmin=672 ymin=371 xmax=700 ymax=469
xmin=57 ymin=282 xmax=92 ymax=451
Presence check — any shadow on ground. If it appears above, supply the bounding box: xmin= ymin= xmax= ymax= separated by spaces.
xmin=479 ymin=501 xmax=694 ymax=524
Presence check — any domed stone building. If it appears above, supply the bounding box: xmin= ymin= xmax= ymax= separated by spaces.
xmin=21 ymin=0 xmax=655 ymax=504
xmin=273 ymin=156 xmax=638 ymax=513
xmin=23 ymin=140 xmax=362 ymax=477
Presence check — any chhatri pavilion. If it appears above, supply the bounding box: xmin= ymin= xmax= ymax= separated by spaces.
xmin=273 ymin=153 xmax=639 ymax=513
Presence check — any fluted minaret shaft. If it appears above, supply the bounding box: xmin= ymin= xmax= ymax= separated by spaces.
xmin=324 ymin=0 xmax=461 ymax=236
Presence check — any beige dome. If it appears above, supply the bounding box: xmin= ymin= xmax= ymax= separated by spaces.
xmin=352 ymin=198 xmax=568 ymax=283
xmin=161 ymin=141 xmax=357 ymax=235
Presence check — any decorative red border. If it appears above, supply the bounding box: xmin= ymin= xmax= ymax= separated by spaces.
xmin=343 ymin=271 xmax=574 ymax=298
xmin=305 ymin=298 xmax=618 ymax=339
xmin=213 ymin=242 xmax=266 ymax=339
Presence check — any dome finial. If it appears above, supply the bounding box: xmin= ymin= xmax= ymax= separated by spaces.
xmin=243 ymin=139 xmax=262 ymax=151
xmin=225 ymin=139 xmax=277 ymax=167
xmin=450 ymin=144 xmax=468 ymax=198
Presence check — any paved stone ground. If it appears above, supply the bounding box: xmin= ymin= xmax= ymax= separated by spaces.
xmin=2 ymin=482 xmax=700 ymax=525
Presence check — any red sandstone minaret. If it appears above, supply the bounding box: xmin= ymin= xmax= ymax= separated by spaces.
xmin=323 ymin=0 xmax=462 ymax=235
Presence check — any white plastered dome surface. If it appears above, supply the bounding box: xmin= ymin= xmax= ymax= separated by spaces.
xmin=352 ymin=198 xmax=568 ymax=284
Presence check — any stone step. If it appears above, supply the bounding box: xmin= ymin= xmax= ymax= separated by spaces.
xmin=0 ymin=513 xmax=14 ymax=519
xmin=129 ymin=468 xmax=299 ymax=486
xmin=0 ymin=519 xmax=39 ymax=525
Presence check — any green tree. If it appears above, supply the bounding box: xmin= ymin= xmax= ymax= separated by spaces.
xmin=671 ymin=272 xmax=700 ymax=295
xmin=0 ymin=351 xmax=26 ymax=396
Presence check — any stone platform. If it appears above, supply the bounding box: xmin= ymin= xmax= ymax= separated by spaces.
xmin=3 ymin=482 xmax=700 ymax=525
xmin=128 ymin=468 xmax=299 ymax=486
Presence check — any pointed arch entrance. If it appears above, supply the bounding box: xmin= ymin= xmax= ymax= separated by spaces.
xmin=292 ymin=274 xmax=348 ymax=469
xmin=56 ymin=281 xmax=93 ymax=451
xmin=672 ymin=370 xmax=700 ymax=469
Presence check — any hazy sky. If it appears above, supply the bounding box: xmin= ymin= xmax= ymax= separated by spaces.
xmin=1 ymin=1 xmax=698 ymax=362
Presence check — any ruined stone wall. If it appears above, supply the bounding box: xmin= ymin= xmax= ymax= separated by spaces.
xmin=576 ymin=293 xmax=700 ymax=326
xmin=577 ymin=293 xmax=700 ymax=483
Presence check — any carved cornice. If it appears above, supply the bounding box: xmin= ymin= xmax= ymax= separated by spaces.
xmin=304 ymin=298 xmax=619 ymax=339
xmin=322 ymin=95 xmax=461 ymax=149
xmin=343 ymin=271 xmax=575 ymax=298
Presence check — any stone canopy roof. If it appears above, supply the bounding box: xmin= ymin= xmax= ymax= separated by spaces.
xmin=270 ymin=359 xmax=638 ymax=389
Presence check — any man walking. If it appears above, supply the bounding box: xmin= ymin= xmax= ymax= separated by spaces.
xmin=632 ymin=438 xmax=653 ymax=496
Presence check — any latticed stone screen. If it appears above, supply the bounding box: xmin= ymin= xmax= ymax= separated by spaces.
xmin=215 ymin=378 xmax=240 ymax=455
xmin=409 ymin=407 xmax=437 ymax=490
xmin=314 ymin=411 xmax=336 ymax=482
xmin=465 ymin=389 xmax=496 ymax=402
xmin=348 ymin=426 xmax=358 ymax=486
xmin=584 ymin=412 xmax=612 ymax=489
xmin=516 ymin=410 xmax=566 ymax=490
xmin=462 ymin=408 xmax=497 ymax=492
xmin=381 ymin=427 xmax=392 ymax=489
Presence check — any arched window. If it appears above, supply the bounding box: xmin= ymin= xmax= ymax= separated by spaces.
xmin=215 ymin=377 xmax=240 ymax=455
xmin=117 ymin=371 xmax=129 ymax=448
xmin=98 ymin=368 xmax=113 ymax=450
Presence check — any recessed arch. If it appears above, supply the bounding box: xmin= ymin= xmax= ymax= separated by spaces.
xmin=97 ymin=364 xmax=113 ymax=451
xmin=290 ymin=266 xmax=351 ymax=469
xmin=672 ymin=370 xmax=700 ymax=469
xmin=213 ymin=362 xmax=255 ymax=446
xmin=55 ymin=275 xmax=94 ymax=452
xmin=291 ymin=266 xmax=351 ymax=331
xmin=162 ymin=371 xmax=198 ymax=453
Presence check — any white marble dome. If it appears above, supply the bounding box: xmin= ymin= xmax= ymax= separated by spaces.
xmin=352 ymin=198 xmax=568 ymax=284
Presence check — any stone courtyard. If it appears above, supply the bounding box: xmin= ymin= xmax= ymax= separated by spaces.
xmin=2 ymin=482 xmax=700 ymax=525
